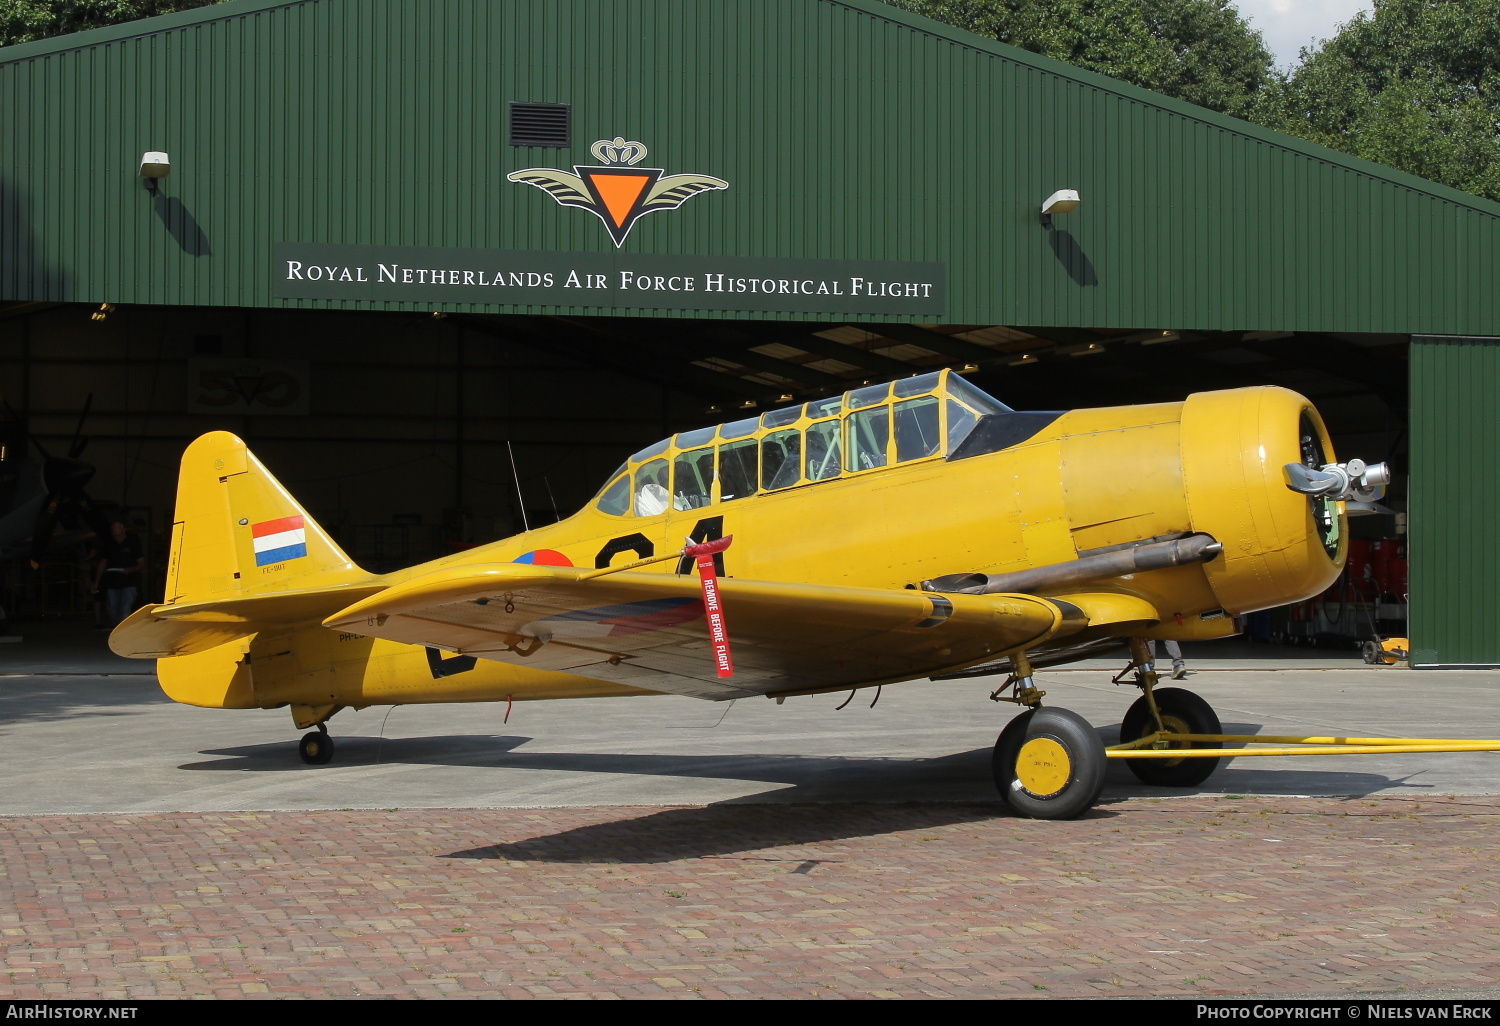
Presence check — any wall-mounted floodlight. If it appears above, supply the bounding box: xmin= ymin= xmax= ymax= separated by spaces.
xmin=139 ymin=151 xmax=170 ymax=191
xmin=1008 ymin=353 xmax=1039 ymax=366
xmin=1039 ymin=189 xmax=1080 ymax=227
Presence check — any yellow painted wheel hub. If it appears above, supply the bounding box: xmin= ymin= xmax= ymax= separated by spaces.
xmin=1152 ymin=713 xmax=1193 ymax=767
xmin=1015 ymin=737 xmax=1071 ymax=797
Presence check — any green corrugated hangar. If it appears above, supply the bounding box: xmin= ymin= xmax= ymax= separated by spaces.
xmin=1 ymin=0 xmax=1497 ymax=665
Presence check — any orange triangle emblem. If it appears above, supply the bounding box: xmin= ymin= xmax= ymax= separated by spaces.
xmin=588 ymin=173 xmax=651 ymax=229
xmin=509 ymin=137 xmax=728 ymax=248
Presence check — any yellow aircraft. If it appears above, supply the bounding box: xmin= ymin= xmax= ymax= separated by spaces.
xmin=110 ymin=369 xmax=1392 ymax=819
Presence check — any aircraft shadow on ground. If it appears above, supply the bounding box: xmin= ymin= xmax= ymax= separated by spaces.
xmin=0 ymin=677 xmax=165 ymax=729
xmin=441 ymin=801 xmax=1027 ymax=864
xmin=189 ymin=735 xmax=1002 ymax=790
xmin=435 ymin=768 xmax=1413 ymax=867
xmin=186 ymin=725 xmax=1415 ymax=812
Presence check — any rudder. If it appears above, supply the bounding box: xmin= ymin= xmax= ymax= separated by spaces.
xmin=164 ymin=431 xmax=368 ymax=604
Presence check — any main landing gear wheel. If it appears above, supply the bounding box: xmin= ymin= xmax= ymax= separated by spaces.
xmin=1120 ymin=687 xmax=1221 ymax=787
xmin=298 ymin=730 xmax=335 ymax=766
xmin=992 ymin=707 xmax=1107 ymax=820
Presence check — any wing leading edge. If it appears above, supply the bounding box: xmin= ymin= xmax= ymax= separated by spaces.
xmin=324 ymin=564 xmax=1074 ymax=700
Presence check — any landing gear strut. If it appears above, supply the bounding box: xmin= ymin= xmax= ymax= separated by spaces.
xmin=989 ymin=650 xmax=1107 ymax=819
xmin=298 ymin=722 xmax=335 ymax=765
xmin=1116 ymin=638 xmax=1221 ymax=786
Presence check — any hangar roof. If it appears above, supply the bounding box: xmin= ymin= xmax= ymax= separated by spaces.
xmin=2 ymin=0 xmax=1498 ymax=341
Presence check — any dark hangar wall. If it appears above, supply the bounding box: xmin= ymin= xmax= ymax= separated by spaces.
xmin=2 ymin=0 xmax=1499 ymax=333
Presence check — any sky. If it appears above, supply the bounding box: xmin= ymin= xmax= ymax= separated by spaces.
xmin=1233 ymin=0 xmax=1375 ymax=69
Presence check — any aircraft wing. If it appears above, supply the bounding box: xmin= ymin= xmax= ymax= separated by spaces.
xmin=324 ymin=563 xmax=1071 ymax=700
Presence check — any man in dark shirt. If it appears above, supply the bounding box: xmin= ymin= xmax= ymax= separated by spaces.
xmin=93 ymin=522 xmax=144 ymax=628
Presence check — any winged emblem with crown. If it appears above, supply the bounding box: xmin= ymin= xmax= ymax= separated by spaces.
xmin=508 ymin=137 xmax=729 ymax=247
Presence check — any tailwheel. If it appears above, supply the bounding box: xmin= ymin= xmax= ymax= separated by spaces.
xmin=298 ymin=729 xmax=335 ymax=766
xmin=1120 ymin=687 xmax=1221 ymax=787
xmin=992 ymin=707 xmax=1107 ymax=820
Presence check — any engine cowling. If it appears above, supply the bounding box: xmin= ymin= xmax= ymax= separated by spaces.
xmin=1179 ymin=386 xmax=1346 ymax=614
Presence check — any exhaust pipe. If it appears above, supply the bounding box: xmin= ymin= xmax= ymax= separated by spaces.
xmin=923 ymin=532 xmax=1223 ymax=596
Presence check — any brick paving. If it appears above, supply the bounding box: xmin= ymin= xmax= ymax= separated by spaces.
xmin=3 ymin=796 xmax=1499 ymax=999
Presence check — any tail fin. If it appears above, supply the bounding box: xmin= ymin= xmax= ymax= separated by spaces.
xmin=165 ymin=431 xmax=368 ymax=603
xmin=111 ymin=432 xmax=383 ymax=661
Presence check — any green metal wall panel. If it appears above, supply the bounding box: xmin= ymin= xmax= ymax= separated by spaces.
xmin=3 ymin=0 xmax=1500 ymax=331
xmin=1410 ymin=336 xmax=1500 ymax=667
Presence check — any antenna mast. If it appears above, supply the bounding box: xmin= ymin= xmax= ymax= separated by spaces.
xmin=507 ymin=441 xmax=530 ymax=532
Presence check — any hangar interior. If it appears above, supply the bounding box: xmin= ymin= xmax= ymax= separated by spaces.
xmin=0 ymin=302 xmax=1410 ymax=621
xmin=1 ymin=0 xmax=1495 ymax=664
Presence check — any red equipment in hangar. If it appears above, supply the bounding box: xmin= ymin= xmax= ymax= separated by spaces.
xmin=1276 ymin=537 xmax=1408 ymax=652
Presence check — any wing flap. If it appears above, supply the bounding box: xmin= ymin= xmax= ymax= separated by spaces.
xmin=324 ymin=564 xmax=1070 ymax=699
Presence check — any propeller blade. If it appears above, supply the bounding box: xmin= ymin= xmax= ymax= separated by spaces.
xmin=1282 ymin=462 xmax=1346 ymax=497
xmin=24 ymin=489 xmax=110 ymax=565
xmin=41 ymin=456 xmax=94 ymax=495
xmin=75 ymin=491 xmax=113 ymax=539
xmin=27 ymin=493 xmax=63 ymax=566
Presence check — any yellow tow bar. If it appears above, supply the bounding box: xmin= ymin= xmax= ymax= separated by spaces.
xmin=1106 ymin=733 xmax=1500 ymax=759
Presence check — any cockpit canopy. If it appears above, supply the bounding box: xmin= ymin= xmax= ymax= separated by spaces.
xmin=592 ymin=369 xmax=1010 ymax=517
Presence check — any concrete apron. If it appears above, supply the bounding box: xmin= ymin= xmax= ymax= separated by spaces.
xmin=2 ymin=624 xmax=1497 ymax=814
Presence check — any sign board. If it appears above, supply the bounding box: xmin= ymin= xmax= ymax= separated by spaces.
xmin=273 ymin=243 xmax=945 ymax=317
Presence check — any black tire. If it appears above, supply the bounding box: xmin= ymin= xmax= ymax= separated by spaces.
xmin=1362 ymin=641 xmax=1380 ymax=664
xmin=299 ymin=731 xmax=335 ymax=765
xmin=992 ymin=707 xmax=1107 ymax=820
xmin=1119 ymin=687 xmax=1221 ymax=787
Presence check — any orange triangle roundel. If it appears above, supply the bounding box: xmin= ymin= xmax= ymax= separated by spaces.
xmin=589 ymin=174 xmax=650 ymax=228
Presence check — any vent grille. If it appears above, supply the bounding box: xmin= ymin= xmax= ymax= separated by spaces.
xmin=509 ymin=102 xmax=570 ymax=147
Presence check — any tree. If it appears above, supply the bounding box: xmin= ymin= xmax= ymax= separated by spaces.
xmin=882 ymin=0 xmax=1275 ymax=117
xmin=0 ymin=1 xmax=225 ymax=47
xmin=1254 ymin=0 xmax=1500 ymax=202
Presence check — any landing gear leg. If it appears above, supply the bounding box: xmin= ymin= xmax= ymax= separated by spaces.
xmin=292 ymin=703 xmax=341 ymax=765
xmin=989 ymin=650 xmax=1107 ymax=819
xmin=299 ymin=721 xmax=336 ymax=766
xmin=1117 ymin=637 xmax=1221 ymax=787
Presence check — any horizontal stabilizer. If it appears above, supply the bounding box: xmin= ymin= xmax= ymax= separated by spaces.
xmin=111 ymin=583 xmax=387 ymax=658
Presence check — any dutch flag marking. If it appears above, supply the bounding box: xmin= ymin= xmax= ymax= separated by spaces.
xmin=251 ymin=514 xmax=308 ymax=566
